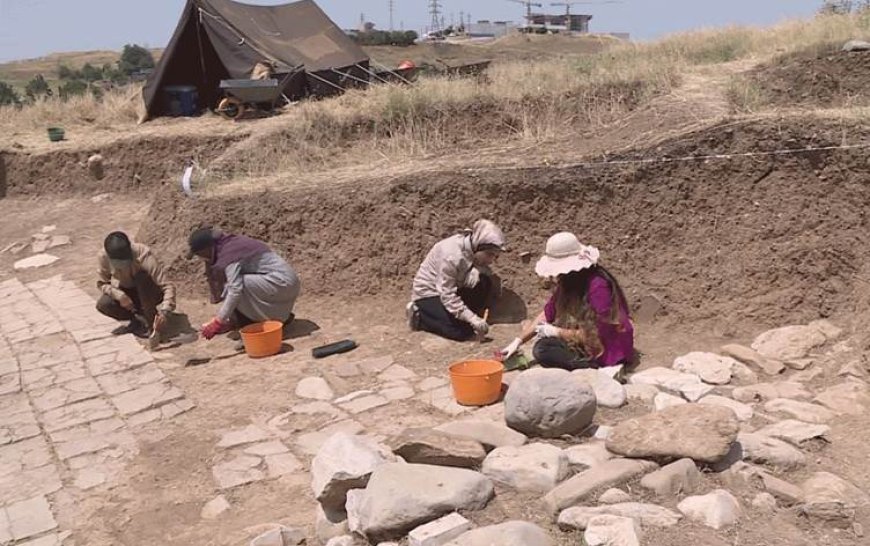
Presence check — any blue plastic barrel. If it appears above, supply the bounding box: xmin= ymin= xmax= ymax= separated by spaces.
xmin=162 ymin=85 xmax=199 ymax=116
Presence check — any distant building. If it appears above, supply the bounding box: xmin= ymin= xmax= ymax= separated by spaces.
xmin=467 ymin=20 xmax=518 ymax=38
xmin=525 ymin=13 xmax=593 ymax=33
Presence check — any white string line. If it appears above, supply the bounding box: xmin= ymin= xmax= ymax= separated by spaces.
xmin=465 ymin=142 xmax=870 ymax=171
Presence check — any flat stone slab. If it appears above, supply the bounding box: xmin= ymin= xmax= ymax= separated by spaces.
xmin=29 ymin=377 xmax=102 ymax=412
xmin=111 ymin=382 xmax=185 ymax=416
xmin=218 ymin=425 xmax=272 ymax=449
xmin=763 ymin=399 xmax=837 ymax=424
xmin=544 ymin=458 xmax=659 ymax=514
xmin=13 ymin=254 xmax=60 ymax=271
xmin=1 ymin=495 xmax=58 ymax=542
xmin=95 ymin=364 xmax=167 ymax=396
xmin=434 ymin=420 xmax=527 ymax=451
xmin=41 ymin=398 xmax=116 ymax=433
xmin=212 ymin=455 xmax=266 ymax=489
xmin=417 ymin=387 xmax=469 ymax=417
xmin=339 ymin=394 xmax=390 ymax=414
xmin=0 ymin=394 xmax=41 ymax=445
xmin=49 ymin=417 xmax=135 ymax=461
xmin=756 ymin=420 xmax=830 ymax=445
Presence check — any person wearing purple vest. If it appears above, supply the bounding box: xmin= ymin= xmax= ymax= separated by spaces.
xmin=188 ymin=228 xmax=301 ymax=340
xmin=500 ymin=232 xmax=634 ymax=370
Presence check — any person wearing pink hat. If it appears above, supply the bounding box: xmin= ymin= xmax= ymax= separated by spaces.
xmin=500 ymin=232 xmax=634 ymax=370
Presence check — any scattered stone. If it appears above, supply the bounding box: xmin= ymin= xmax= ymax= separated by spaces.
xmin=31 ymin=239 xmax=50 ymax=253
xmin=624 ymin=384 xmax=659 ymax=404
xmin=564 ymin=442 xmax=616 ymax=472
xmin=752 ymin=492 xmax=778 ymax=512
xmin=737 ymin=432 xmax=806 ymax=469
xmin=792 ymin=367 xmax=824 ymax=383
xmin=799 ymin=471 xmax=870 ymax=526
xmin=47 ymin=235 xmax=71 ymax=250
xmin=357 ymin=356 xmax=395 ymax=374
xmin=87 ymin=154 xmax=105 ymax=180
xmin=606 ymin=404 xmax=739 ymax=463
xmin=751 ymin=324 xmax=828 ymax=361
xmin=557 ymin=502 xmax=682 ymax=530
xmin=408 ymin=512 xmax=472 ymax=546
xmin=599 ymin=488 xmax=632 ymax=504
xmin=333 ymin=361 xmax=361 ymax=378
xmin=335 ymin=390 xmax=375 ymax=404
xmin=504 ymin=368 xmax=596 ymax=438
xmin=731 ymin=382 xmax=811 ymax=403
xmin=434 ymin=420 xmax=526 ymax=451
xmin=91 ymin=193 xmax=111 ymax=203
xmin=416 ymin=386 xmax=469 ymax=416
xmin=389 ymin=428 xmax=486 ymax=469
xmin=379 ymin=364 xmax=417 ymax=382
xmin=544 ymin=458 xmax=659 ymax=514
xmin=212 ymin=455 xmax=264 ymax=489
xmin=4 ymin=495 xmax=57 ymax=541
xmin=296 ymin=377 xmax=335 ymax=401
xmin=584 ymin=515 xmax=641 ymax=546
xmin=673 ymin=352 xmax=738 ymax=385
xmin=639 ymin=458 xmax=702 ymax=497
xmin=295 ymin=420 xmax=364 ymax=456
xmin=201 ymin=495 xmax=230 ymax=520
xmin=627 ymin=367 xmax=711 ymax=401
xmin=677 ymin=489 xmax=742 ymax=530
xmin=339 ymin=394 xmax=390 ymax=415
xmin=814 ymin=382 xmax=870 ymax=415
xmin=718 ymin=461 xmax=764 ymax=489
xmin=444 ymin=521 xmax=551 ymax=546
xmin=698 ymin=395 xmax=754 ymax=422
xmin=785 ymin=358 xmax=814 ymax=371
xmin=572 ymin=369 xmax=627 ymax=408
xmin=653 ymin=392 xmax=686 ymax=411
xmin=353 ymin=463 xmax=494 ymax=542
xmin=311 ymin=433 xmax=397 ymax=513
xmin=325 ymin=537 xmax=356 ymax=546
xmin=249 ymin=525 xmax=306 ymax=546
xmin=720 ymin=344 xmax=785 ymax=376
xmin=316 ymin=504 xmax=350 ymax=544
xmin=764 ymin=399 xmax=836 ymax=424
xmin=380 ymin=383 xmax=415 ymax=401
xmin=591 ymin=425 xmax=612 ymax=440
xmin=843 ymin=39 xmax=870 ymax=51
xmin=757 ymin=420 xmax=829 ymax=445
xmin=14 ymin=254 xmax=59 ymax=270
xmin=244 ymin=441 xmax=289 ymax=457
xmin=218 ymin=425 xmax=271 ymax=449
xmin=838 ymin=361 xmax=869 ymax=380
xmin=482 ymin=443 xmax=568 ymax=492
xmin=854 ymin=522 xmax=865 ymax=538
xmin=761 ymin=473 xmax=804 ymax=505
xmin=40 ymin=225 xmax=56 ymax=234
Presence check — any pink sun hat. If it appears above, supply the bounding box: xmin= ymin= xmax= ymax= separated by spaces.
xmin=534 ymin=232 xmax=600 ymax=278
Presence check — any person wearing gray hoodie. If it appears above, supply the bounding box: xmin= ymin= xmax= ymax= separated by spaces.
xmin=408 ymin=219 xmax=507 ymax=341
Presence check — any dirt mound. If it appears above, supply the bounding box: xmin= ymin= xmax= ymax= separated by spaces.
xmin=742 ymin=43 xmax=870 ymax=108
xmin=2 ymin=133 xmax=242 ymax=196
xmin=139 ymin=116 xmax=870 ymax=335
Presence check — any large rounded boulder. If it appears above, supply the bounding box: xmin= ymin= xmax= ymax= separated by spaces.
xmin=505 ymin=368 xmax=597 ymax=438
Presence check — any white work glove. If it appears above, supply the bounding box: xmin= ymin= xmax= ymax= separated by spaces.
xmin=469 ymin=315 xmax=489 ymax=336
xmin=500 ymin=337 xmax=522 ymax=360
xmin=464 ymin=267 xmax=481 ymax=289
xmin=535 ymin=323 xmax=561 ymax=339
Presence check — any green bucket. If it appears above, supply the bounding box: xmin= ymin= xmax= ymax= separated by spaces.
xmin=47 ymin=127 xmax=65 ymax=142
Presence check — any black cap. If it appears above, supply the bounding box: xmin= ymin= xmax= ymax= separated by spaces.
xmin=104 ymin=232 xmax=133 ymax=260
xmin=187 ymin=227 xmax=215 ymax=259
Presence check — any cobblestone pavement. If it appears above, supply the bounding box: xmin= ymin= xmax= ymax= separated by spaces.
xmin=0 ymin=275 xmax=194 ymax=544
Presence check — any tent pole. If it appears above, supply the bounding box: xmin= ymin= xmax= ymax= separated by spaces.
xmin=195 ymin=8 xmax=209 ymax=89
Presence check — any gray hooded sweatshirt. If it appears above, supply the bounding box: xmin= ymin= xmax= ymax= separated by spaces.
xmin=411 ymin=220 xmax=506 ymax=324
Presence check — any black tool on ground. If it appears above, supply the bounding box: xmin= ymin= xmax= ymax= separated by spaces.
xmin=312 ymin=339 xmax=358 ymax=359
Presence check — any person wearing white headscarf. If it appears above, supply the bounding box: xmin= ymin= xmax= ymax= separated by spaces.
xmin=408 ymin=219 xmax=507 ymax=341
xmin=499 ymin=232 xmax=634 ymax=370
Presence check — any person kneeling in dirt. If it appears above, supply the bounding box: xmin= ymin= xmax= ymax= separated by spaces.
xmin=188 ymin=227 xmax=301 ymax=340
xmin=97 ymin=231 xmax=176 ymax=338
xmin=407 ymin=219 xmax=506 ymax=341
xmin=499 ymin=232 xmax=634 ymax=370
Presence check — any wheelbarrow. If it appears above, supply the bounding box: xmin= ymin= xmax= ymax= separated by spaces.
xmin=216 ymin=69 xmax=300 ymax=120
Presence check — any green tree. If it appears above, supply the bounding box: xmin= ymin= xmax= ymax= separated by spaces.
xmin=25 ymin=74 xmax=53 ymax=101
xmin=58 ymin=64 xmax=79 ymax=80
xmin=80 ymin=63 xmax=103 ymax=82
xmin=58 ymin=79 xmax=88 ymax=100
xmin=118 ymin=44 xmax=155 ymax=75
xmin=0 ymin=81 xmax=21 ymax=106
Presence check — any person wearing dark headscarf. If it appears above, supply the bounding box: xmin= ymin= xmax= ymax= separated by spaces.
xmin=96 ymin=231 xmax=176 ymax=338
xmin=407 ymin=219 xmax=507 ymax=341
xmin=187 ymin=228 xmax=301 ymax=340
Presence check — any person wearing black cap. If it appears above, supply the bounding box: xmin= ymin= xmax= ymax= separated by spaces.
xmin=187 ymin=227 xmax=300 ymax=340
xmin=96 ymin=231 xmax=176 ymax=338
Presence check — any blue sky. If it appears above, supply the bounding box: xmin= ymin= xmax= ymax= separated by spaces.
xmin=0 ymin=0 xmax=824 ymax=63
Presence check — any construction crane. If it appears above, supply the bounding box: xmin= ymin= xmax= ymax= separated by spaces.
xmin=506 ymin=0 xmax=543 ymax=24
xmin=551 ymin=1 xmax=621 ymax=31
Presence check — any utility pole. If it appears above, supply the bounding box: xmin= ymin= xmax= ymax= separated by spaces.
xmin=428 ymin=0 xmax=443 ymax=37
xmin=388 ymin=0 xmax=395 ymax=31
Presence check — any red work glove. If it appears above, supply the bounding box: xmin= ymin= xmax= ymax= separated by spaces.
xmin=201 ymin=317 xmax=230 ymax=340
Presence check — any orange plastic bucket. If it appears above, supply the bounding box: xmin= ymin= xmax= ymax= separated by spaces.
xmin=449 ymin=359 xmax=504 ymax=406
xmin=239 ymin=320 xmax=283 ymax=358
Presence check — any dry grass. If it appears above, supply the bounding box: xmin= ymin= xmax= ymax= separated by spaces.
xmin=0 ymin=85 xmax=144 ymax=133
